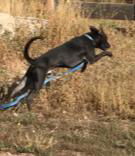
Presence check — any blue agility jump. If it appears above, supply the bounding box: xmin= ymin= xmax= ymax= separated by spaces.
xmin=0 ymin=62 xmax=84 ymax=110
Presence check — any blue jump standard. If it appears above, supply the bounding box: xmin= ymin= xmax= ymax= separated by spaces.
xmin=0 ymin=62 xmax=84 ymax=110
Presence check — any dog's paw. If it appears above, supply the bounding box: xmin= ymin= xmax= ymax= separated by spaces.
xmin=105 ymin=51 xmax=113 ymax=57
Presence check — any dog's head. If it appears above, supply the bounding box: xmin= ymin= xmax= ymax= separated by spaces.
xmin=88 ymin=26 xmax=111 ymax=51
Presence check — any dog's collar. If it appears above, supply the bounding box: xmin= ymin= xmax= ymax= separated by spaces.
xmin=84 ymin=34 xmax=94 ymax=41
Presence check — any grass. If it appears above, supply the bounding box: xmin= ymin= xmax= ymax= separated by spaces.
xmin=0 ymin=0 xmax=132 ymax=17
xmin=0 ymin=113 xmax=134 ymax=155
xmin=79 ymin=0 xmax=132 ymax=3
xmin=0 ymin=1 xmax=135 ymax=156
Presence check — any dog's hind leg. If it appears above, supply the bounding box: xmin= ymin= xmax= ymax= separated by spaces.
xmin=9 ymin=76 xmax=27 ymax=98
xmin=24 ymin=90 xmax=36 ymax=111
xmin=25 ymin=67 xmax=47 ymax=110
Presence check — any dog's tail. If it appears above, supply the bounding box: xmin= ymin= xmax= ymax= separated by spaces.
xmin=24 ymin=36 xmax=43 ymax=64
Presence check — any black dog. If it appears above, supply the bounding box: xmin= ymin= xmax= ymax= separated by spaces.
xmin=10 ymin=26 xmax=112 ymax=110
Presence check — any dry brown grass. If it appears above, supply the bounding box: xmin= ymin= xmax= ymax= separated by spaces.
xmin=0 ymin=1 xmax=135 ymax=155
xmin=0 ymin=0 xmax=135 ymax=118
xmin=79 ymin=0 xmax=131 ymax=3
xmin=31 ymin=2 xmax=135 ymax=119
xmin=0 ymin=0 xmax=47 ymax=17
xmin=0 ymin=0 xmax=131 ymax=17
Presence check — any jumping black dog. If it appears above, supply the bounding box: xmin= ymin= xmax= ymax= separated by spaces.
xmin=10 ymin=26 xmax=112 ymax=110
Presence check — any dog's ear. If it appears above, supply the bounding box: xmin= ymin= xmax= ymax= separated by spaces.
xmin=99 ymin=25 xmax=104 ymax=34
xmin=89 ymin=26 xmax=99 ymax=34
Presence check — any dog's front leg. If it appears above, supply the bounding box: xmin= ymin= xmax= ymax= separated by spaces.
xmin=85 ymin=47 xmax=112 ymax=64
xmin=85 ymin=49 xmax=96 ymax=64
xmin=93 ymin=51 xmax=112 ymax=63
xmin=80 ymin=59 xmax=89 ymax=72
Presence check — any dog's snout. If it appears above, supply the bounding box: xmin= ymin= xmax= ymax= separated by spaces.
xmin=101 ymin=43 xmax=110 ymax=51
xmin=105 ymin=43 xmax=111 ymax=49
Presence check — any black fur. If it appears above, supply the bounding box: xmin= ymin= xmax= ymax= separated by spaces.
xmin=10 ymin=26 xmax=112 ymax=110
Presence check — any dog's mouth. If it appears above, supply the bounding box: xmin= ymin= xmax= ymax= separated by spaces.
xmin=100 ymin=43 xmax=110 ymax=51
xmin=101 ymin=45 xmax=111 ymax=51
xmin=100 ymin=47 xmax=110 ymax=51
